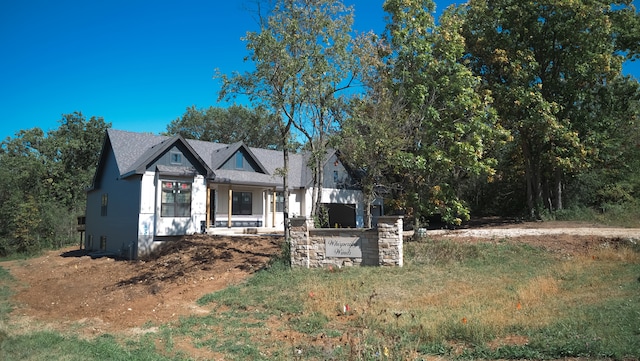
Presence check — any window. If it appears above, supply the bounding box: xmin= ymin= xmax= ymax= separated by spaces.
xmin=232 ymin=191 xmax=252 ymax=215
xmin=170 ymin=152 xmax=182 ymax=164
xmin=235 ymin=152 xmax=243 ymax=169
xmin=101 ymin=194 xmax=108 ymax=216
xmin=161 ymin=181 xmax=192 ymax=217
xmin=272 ymin=191 xmax=284 ymax=212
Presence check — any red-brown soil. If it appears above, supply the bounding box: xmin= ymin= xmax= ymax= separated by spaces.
xmin=3 ymin=235 xmax=283 ymax=336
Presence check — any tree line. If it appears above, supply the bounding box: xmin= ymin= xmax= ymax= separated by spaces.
xmin=1 ymin=0 xmax=639 ymax=255
xmin=0 ymin=113 xmax=109 ymax=256
xmin=215 ymin=0 xmax=640 ymax=229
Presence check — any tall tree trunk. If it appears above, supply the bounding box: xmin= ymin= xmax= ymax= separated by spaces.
xmin=533 ymin=166 xmax=543 ymax=219
xmin=522 ymin=138 xmax=537 ymax=220
xmin=363 ymin=191 xmax=373 ymax=228
xmin=281 ymin=120 xmax=292 ymax=245
xmin=310 ymin=157 xmax=318 ymax=219
xmin=283 ymin=147 xmax=290 ymax=241
xmin=315 ymin=156 xmax=324 ymax=225
xmin=553 ymin=168 xmax=563 ymax=210
xmin=542 ymin=176 xmax=553 ymax=212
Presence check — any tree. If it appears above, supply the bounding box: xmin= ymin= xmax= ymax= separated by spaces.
xmin=566 ymin=76 xmax=640 ymax=209
xmin=164 ymin=104 xmax=287 ymax=150
xmin=44 ymin=112 xmax=110 ymax=212
xmin=218 ymin=0 xmax=359 ymax=234
xmin=336 ymin=31 xmax=409 ymax=228
xmin=381 ymin=0 xmax=506 ymax=226
xmin=0 ymin=128 xmax=49 ymax=255
xmin=0 ymin=113 xmax=110 ymax=255
xmin=339 ymin=92 xmax=411 ymax=228
xmin=461 ymin=0 xmax=640 ymax=218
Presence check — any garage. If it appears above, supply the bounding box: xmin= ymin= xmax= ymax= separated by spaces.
xmin=323 ymin=203 xmax=356 ymax=228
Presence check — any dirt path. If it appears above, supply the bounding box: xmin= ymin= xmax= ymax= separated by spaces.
xmin=434 ymin=227 xmax=640 ymax=238
xmin=426 ymin=220 xmax=639 ymax=256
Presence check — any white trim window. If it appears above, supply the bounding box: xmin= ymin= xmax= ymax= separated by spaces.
xmin=232 ymin=191 xmax=252 ymax=215
xmin=161 ymin=181 xmax=192 ymax=217
xmin=272 ymin=191 xmax=284 ymax=212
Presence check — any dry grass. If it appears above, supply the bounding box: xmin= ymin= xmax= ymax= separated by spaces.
xmin=293 ymin=240 xmax=639 ymax=354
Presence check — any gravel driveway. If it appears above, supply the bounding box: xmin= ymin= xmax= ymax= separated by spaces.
xmin=429 ymin=227 xmax=640 ymax=239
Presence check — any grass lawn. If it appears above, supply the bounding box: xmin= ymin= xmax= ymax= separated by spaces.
xmin=1 ymin=237 xmax=639 ymax=360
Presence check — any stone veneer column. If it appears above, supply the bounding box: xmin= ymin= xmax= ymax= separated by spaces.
xmin=376 ymin=216 xmax=403 ymax=267
xmin=289 ymin=217 xmax=313 ymax=268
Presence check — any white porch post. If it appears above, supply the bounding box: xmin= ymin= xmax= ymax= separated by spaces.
xmin=206 ymin=187 xmax=211 ymax=229
xmin=228 ymin=186 xmax=232 ymax=228
xmin=272 ymin=188 xmax=277 ymax=227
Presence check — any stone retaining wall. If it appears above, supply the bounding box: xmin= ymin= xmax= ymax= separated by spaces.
xmin=289 ymin=216 xmax=403 ymax=268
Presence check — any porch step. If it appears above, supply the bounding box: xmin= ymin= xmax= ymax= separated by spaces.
xmin=205 ymin=227 xmax=283 ymax=236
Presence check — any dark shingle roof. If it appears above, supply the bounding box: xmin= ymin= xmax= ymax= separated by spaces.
xmin=105 ymin=129 xmax=309 ymax=189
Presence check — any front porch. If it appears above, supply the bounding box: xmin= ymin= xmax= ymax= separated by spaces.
xmin=205 ymin=184 xmax=289 ymax=231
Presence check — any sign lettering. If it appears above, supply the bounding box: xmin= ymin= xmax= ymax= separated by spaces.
xmin=325 ymin=237 xmax=362 ymax=258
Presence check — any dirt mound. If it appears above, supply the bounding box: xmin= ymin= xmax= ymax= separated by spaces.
xmin=4 ymin=234 xmax=283 ymax=335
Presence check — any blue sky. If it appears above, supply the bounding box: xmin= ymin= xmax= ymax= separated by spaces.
xmin=1 ymin=0 xmax=638 ymax=141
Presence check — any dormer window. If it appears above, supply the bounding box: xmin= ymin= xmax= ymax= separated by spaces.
xmin=170 ymin=152 xmax=182 ymax=165
xmin=235 ymin=152 xmax=243 ymax=169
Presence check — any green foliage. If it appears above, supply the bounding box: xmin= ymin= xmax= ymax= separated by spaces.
xmin=359 ymin=0 xmax=508 ymax=227
xmin=313 ymin=204 xmax=330 ymax=228
xmin=462 ymin=0 xmax=640 ymax=218
xmin=164 ymin=104 xmax=289 ymax=150
xmin=0 ymin=112 xmax=109 ymax=257
xmin=553 ymin=201 xmax=640 ymax=228
xmin=218 ymin=0 xmax=360 ymax=224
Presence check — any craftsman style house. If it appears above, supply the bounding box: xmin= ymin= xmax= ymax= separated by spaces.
xmin=84 ymin=129 xmax=379 ymax=259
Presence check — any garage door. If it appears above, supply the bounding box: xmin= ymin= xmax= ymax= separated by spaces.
xmin=323 ymin=203 xmax=356 ymax=228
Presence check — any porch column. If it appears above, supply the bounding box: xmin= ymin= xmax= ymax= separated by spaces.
xmin=272 ymin=188 xmax=277 ymax=227
xmin=228 ymin=187 xmax=232 ymax=228
xmin=206 ymin=187 xmax=211 ymax=228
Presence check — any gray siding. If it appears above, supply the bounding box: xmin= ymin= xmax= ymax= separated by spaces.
xmin=323 ymin=153 xmax=356 ymax=189
xmin=219 ymin=149 xmax=263 ymax=172
xmin=149 ymin=144 xmax=208 ymax=174
xmin=85 ymin=147 xmax=141 ymax=257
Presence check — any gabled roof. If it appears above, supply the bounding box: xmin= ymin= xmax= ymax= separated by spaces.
xmin=302 ymin=148 xmax=339 ymax=188
xmin=107 ymin=129 xmax=169 ymax=177
xmin=98 ymin=129 xmax=312 ymax=189
xmin=210 ymin=141 xmax=270 ymax=175
xmin=119 ymin=133 xmax=214 ymax=179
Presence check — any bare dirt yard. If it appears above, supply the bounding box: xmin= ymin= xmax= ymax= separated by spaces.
xmin=3 ymin=235 xmax=283 ymax=336
xmin=2 ymin=220 xmax=639 ymax=338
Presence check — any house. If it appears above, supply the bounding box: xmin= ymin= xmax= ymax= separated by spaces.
xmin=84 ymin=129 xmax=382 ymax=259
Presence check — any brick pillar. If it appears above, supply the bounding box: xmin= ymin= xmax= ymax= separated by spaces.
xmin=289 ymin=217 xmax=313 ymax=268
xmin=377 ymin=216 xmax=403 ymax=267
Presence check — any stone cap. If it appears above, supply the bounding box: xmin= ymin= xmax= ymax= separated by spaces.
xmin=376 ymin=216 xmax=404 ymax=221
